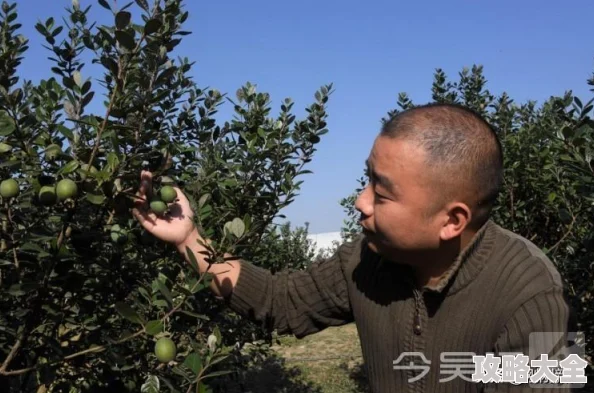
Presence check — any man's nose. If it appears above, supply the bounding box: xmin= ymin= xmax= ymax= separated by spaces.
xmin=354 ymin=185 xmax=373 ymax=218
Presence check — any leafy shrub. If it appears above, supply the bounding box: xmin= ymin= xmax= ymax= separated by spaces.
xmin=0 ymin=1 xmax=332 ymax=391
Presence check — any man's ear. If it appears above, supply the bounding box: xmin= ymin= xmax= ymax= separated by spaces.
xmin=440 ymin=203 xmax=471 ymax=241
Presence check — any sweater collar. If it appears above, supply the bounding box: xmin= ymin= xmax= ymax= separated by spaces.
xmin=379 ymin=219 xmax=498 ymax=296
xmin=421 ymin=219 xmax=498 ymax=296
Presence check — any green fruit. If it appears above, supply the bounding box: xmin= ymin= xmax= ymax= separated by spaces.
xmin=0 ymin=143 xmax=12 ymax=154
xmin=56 ymin=179 xmax=78 ymax=201
xmin=0 ymin=178 xmax=19 ymax=199
xmin=110 ymin=224 xmax=128 ymax=245
xmin=150 ymin=199 xmax=167 ymax=215
xmin=39 ymin=185 xmax=56 ymax=205
xmin=159 ymin=186 xmax=177 ymax=203
xmin=44 ymin=144 xmax=62 ymax=161
xmin=154 ymin=337 xmax=176 ymax=363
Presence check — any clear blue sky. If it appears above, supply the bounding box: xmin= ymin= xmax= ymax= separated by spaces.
xmin=14 ymin=0 xmax=594 ymax=234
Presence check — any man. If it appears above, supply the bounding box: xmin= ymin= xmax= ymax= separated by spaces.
xmin=133 ymin=103 xmax=578 ymax=392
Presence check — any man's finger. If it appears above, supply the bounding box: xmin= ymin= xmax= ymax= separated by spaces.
xmin=132 ymin=206 xmax=157 ymax=228
xmin=133 ymin=170 xmax=154 ymax=207
xmin=171 ymin=187 xmax=188 ymax=203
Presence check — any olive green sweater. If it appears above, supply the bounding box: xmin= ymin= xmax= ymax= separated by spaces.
xmin=226 ymin=220 xmax=578 ymax=392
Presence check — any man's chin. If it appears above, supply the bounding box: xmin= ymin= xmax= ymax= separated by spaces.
xmin=363 ymin=230 xmax=380 ymax=252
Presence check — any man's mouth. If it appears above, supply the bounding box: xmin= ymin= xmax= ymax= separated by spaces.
xmin=360 ymin=225 xmax=372 ymax=235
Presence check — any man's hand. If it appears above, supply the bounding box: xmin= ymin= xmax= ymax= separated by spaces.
xmin=131 ymin=170 xmax=196 ymax=247
xmin=132 ymin=170 xmax=242 ymax=298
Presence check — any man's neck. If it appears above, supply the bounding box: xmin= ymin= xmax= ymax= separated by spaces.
xmin=411 ymin=230 xmax=477 ymax=290
xmin=413 ymin=257 xmax=456 ymax=289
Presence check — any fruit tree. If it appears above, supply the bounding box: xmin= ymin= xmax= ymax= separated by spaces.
xmin=0 ymin=1 xmax=332 ymax=391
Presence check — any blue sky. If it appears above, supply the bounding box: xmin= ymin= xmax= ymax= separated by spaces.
xmin=13 ymin=0 xmax=594 ymax=234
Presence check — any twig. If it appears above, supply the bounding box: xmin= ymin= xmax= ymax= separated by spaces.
xmin=6 ymin=206 xmax=18 ymax=269
xmin=0 ymin=330 xmax=145 ymax=376
xmin=548 ymin=213 xmax=576 ymax=254
xmin=0 ymin=335 xmax=24 ymax=374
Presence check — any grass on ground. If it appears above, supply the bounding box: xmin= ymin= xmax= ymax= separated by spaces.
xmin=218 ymin=323 xmax=369 ymax=393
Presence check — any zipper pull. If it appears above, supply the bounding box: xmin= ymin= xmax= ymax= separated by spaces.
xmin=413 ymin=290 xmax=422 ymax=335
xmin=414 ymin=310 xmax=422 ymax=335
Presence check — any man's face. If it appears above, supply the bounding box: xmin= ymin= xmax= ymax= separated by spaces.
xmin=355 ymin=135 xmax=446 ymax=263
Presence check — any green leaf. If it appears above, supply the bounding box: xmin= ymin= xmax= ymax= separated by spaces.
xmin=201 ymin=370 xmax=233 ymax=379
xmin=0 ymin=116 xmax=15 ymax=136
xmin=153 ymin=300 xmax=168 ymax=309
xmin=82 ymin=92 xmax=94 ymax=108
xmin=107 ymin=152 xmax=120 ymax=171
xmin=97 ymin=0 xmax=111 ymax=11
xmin=548 ymin=192 xmax=557 ymax=203
xmin=58 ymin=160 xmax=79 ymax=175
xmin=198 ymin=194 xmax=209 ymax=208
xmin=183 ymin=353 xmax=202 ymax=375
xmin=115 ymin=30 xmax=135 ymax=50
xmin=8 ymin=282 xmax=40 ymax=297
xmin=230 ymin=217 xmax=245 ymax=238
xmin=135 ymin=0 xmax=149 ymax=11
xmin=213 ymin=325 xmax=221 ymax=344
xmin=558 ymin=208 xmax=572 ymax=225
xmin=144 ymin=19 xmax=162 ymax=35
xmin=0 ymin=160 xmax=19 ymax=168
xmin=86 ymin=193 xmax=106 ymax=205
xmin=57 ymin=125 xmax=74 ymax=140
xmin=114 ymin=302 xmax=143 ymax=325
xmin=156 ymin=280 xmax=173 ymax=306
xmin=158 ymin=377 xmax=181 ymax=393
xmin=115 ymin=11 xmax=131 ymax=29
xmin=140 ymin=374 xmax=159 ymax=393
xmin=179 ymin=310 xmax=209 ymax=320
xmin=144 ymin=320 xmax=163 ymax=336
xmin=73 ymin=71 xmax=82 ymax=87
xmin=185 ymin=246 xmax=200 ymax=272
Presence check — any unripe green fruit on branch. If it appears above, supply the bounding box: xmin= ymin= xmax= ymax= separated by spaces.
xmin=159 ymin=185 xmax=177 ymax=203
xmin=0 ymin=178 xmax=19 ymax=199
xmin=56 ymin=179 xmax=78 ymax=201
xmin=154 ymin=337 xmax=176 ymax=363
xmin=150 ymin=199 xmax=167 ymax=215
xmin=38 ymin=185 xmax=57 ymax=205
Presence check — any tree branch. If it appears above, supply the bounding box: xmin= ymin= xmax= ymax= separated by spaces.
xmin=548 ymin=212 xmax=577 ymax=255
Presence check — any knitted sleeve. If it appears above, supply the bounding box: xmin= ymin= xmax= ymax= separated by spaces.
xmin=225 ymin=238 xmax=359 ymax=338
xmin=489 ymin=285 xmax=580 ymax=392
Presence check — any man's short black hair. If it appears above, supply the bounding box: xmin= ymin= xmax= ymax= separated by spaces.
xmin=380 ymin=102 xmax=504 ymax=229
